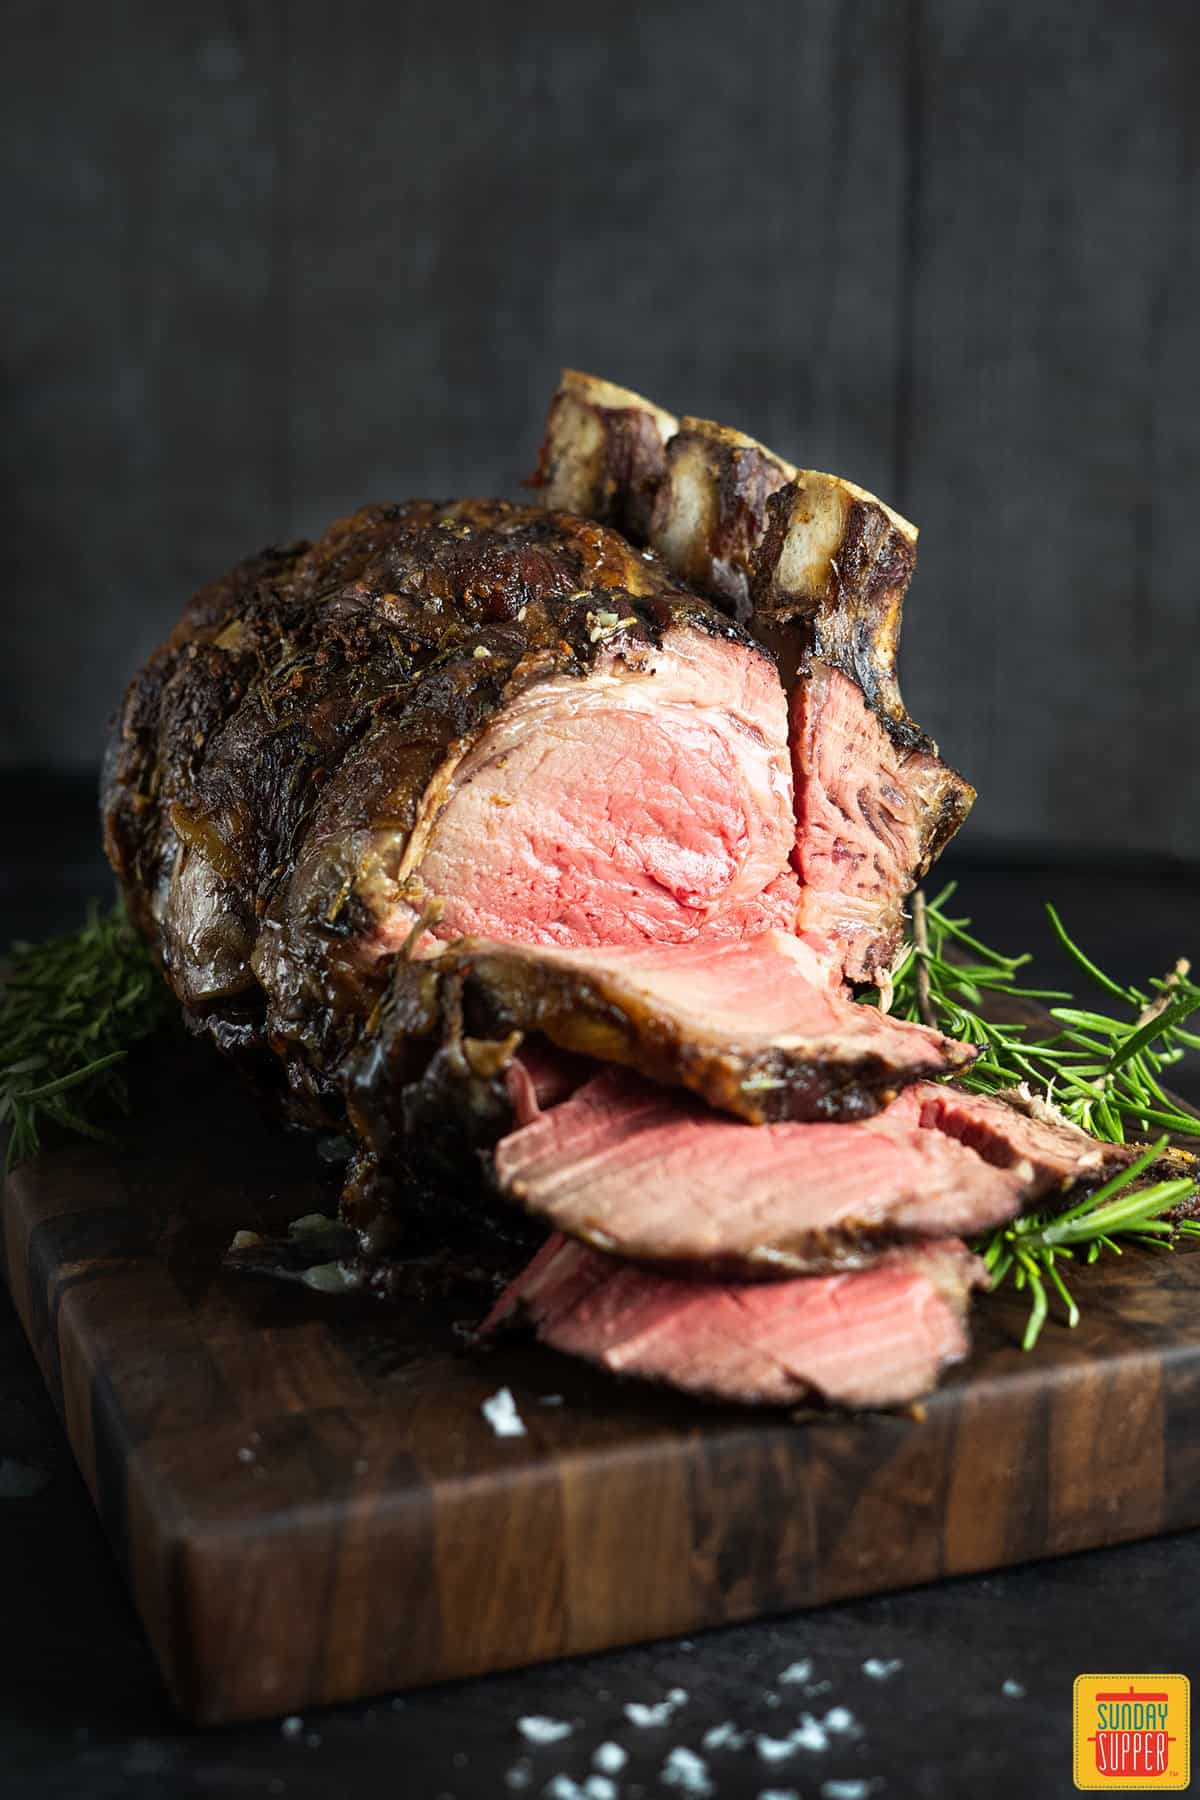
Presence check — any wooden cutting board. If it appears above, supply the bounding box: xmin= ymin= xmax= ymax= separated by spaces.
xmin=5 ymin=1041 xmax=1200 ymax=1724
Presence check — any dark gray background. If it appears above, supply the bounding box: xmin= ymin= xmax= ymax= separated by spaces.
xmin=3 ymin=0 xmax=1198 ymax=857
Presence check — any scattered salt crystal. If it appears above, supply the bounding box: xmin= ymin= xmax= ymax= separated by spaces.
xmin=863 ymin=1658 xmax=903 ymax=1680
xmin=473 ymin=645 xmax=492 ymax=659
xmin=517 ymin=1715 xmax=572 ymax=1745
xmin=585 ymin=1778 xmax=617 ymax=1800
xmin=237 ymin=1446 xmax=256 ymax=1464
xmin=544 ymin=1779 xmax=584 ymax=1800
xmin=624 ymin=1688 xmax=687 ymax=1727
xmin=757 ymin=1736 xmax=799 ymax=1764
xmin=822 ymin=1783 xmax=873 ymax=1800
xmin=791 ymin=1716 xmax=831 ymax=1753
xmin=679 ymin=1640 xmax=695 ymax=1651
xmin=505 ymin=1760 xmax=532 ymax=1790
xmin=778 ymin=1660 xmax=813 ymax=1685
xmin=764 ymin=1691 xmax=782 ymax=1708
xmin=593 ymin=1744 xmax=627 ymax=1774
xmin=759 ymin=1791 xmax=800 ymax=1800
xmin=823 ymin=1706 xmax=859 ymax=1737
xmin=703 ymin=1722 xmax=747 ymax=1751
xmin=805 ymin=1681 xmax=833 ymax=1697
xmin=483 ymin=1388 xmax=527 ymax=1439
xmin=1003 ymin=1679 xmax=1026 ymax=1699
xmin=281 ymin=1716 xmax=303 ymax=1739
xmin=661 ymin=1746 xmax=713 ymax=1795
xmin=540 ymin=1394 xmax=565 ymax=1406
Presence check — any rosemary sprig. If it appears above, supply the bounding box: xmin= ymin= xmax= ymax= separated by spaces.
xmin=884 ymin=885 xmax=1200 ymax=1346
xmin=0 ymin=902 xmax=172 ymax=1169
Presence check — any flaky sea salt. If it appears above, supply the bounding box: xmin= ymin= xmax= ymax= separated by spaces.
xmin=823 ymin=1706 xmax=859 ymax=1737
xmin=822 ymin=1782 xmax=873 ymax=1800
xmin=625 ymin=1687 xmax=688 ymax=1727
xmin=504 ymin=1760 xmax=532 ymax=1790
xmin=702 ymin=1722 xmax=746 ymax=1752
xmin=863 ymin=1658 xmax=903 ymax=1680
xmin=777 ymin=1660 xmax=813 ymax=1685
xmin=482 ymin=1388 xmax=527 ymax=1438
xmin=585 ymin=1778 xmax=618 ymax=1800
xmin=516 ymin=1715 xmax=571 ymax=1745
xmin=661 ymin=1746 xmax=713 ymax=1795
xmin=592 ymin=1744 xmax=627 ymax=1774
xmin=1003 ymin=1679 xmax=1026 ymax=1699
xmin=280 ymin=1716 xmax=303 ymax=1739
xmin=757 ymin=1736 xmax=800 ymax=1765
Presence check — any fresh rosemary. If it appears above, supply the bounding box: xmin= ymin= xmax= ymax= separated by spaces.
xmin=0 ymin=902 xmax=172 ymax=1169
xmin=883 ymin=884 xmax=1200 ymax=1346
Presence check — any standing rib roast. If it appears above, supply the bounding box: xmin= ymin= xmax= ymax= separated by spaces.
xmin=101 ymin=373 xmax=1168 ymax=1409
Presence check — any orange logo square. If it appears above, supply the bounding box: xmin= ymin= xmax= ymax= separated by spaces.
xmin=1074 ymin=1675 xmax=1190 ymax=1789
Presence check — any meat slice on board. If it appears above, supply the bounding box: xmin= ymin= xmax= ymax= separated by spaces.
xmin=482 ymin=1231 xmax=988 ymax=1409
xmin=492 ymin=1068 xmax=1186 ymax=1278
xmin=358 ymin=930 xmax=975 ymax=1137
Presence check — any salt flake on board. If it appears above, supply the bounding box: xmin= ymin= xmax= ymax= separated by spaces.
xmin=482 ymin=1388 xmax=527 ymax=1438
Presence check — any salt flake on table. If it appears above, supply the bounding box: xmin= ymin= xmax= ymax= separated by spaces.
xmin=863 ymin=1658 xmax=903 ymax=1680
xmin=703 ymin=1722 xmax=746 ymax=1751
xmin=625 ymin=1688 xmax=687 ymax=1727
xmin=759 ymin=1790 xmax=801 ymax=1800
xmin=823 ymin=1706 xmax=859 ymax=1736
xmin=821 ymin=1782 xmax=874 ymax=1800
xmin=593 ymin=1744 xmax=627 ymax=1774
xmin=757 ymin=1735 xmax=800 ymax=1764
xmin=505 ymin=1760 xmax=533 ymax=1789
xmin=1002 ymin=1679 xmax=1026 ymax=1699
xmin=585 ymin=1777 xmax=618 ymax=1800
xmin=790 ymin=1715 xmax=831 ymax=1753
xmin=516 ymin=1715 xmax=572 ymax=1745
xmin=778 ymin=1660 xmax=813 ymax=1684
xmin=661 ymin=1746 xmax=713 ymax=1795
xmin=483 ymin=1388 xmax=527 ymax=1438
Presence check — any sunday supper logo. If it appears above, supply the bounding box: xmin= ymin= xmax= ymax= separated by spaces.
xmin=1073 ymin=1675 xmax=1190 ymax=1789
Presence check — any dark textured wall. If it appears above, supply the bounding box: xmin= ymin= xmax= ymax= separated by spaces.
xmin=3 ymin=0 xmax=1198 ymax=857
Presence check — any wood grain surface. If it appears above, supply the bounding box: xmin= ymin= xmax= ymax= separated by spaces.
xmin=4 ymin=1041 xmax=1199 ymax=1724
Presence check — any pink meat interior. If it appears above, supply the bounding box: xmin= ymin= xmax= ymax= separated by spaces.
xmin=406 ymin=627 xmax=798 ymax=948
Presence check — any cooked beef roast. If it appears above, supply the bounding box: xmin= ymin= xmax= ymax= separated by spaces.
xmin=105 ymin=375 xmax=1181 ymax=1414
xmin=482 ymin=1231 xmax=988 ymax=1408
xmin=535 ymin=372 xmax=975 ymax=983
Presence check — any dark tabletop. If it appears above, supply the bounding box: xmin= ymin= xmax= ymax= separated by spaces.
xmin=3 ymin=772 xmax=1198 ymax=1800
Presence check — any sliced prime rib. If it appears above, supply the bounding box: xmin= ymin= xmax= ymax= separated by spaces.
xmin=535 ymin=375 xmax=975 ymax=982
xmin=490 ymin=1068 xmax=1174 ymax=1278
xmin=353 ymin=931 xmax=974 ymax=1141
xmin=482 ymin=1231 xmax=988 ymax=1409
